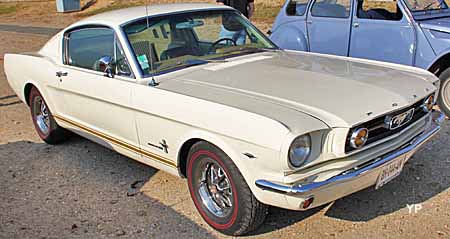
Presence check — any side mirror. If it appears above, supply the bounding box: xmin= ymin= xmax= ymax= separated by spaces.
xmin=97 ymin=56 xmax=115 ymax=78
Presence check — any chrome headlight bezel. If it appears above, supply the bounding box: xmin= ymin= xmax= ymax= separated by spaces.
xmin=288 ymin=134 xmax=312 ymax=168
xmin=422 ymin=94 xmax=435 ymax=113
xmin=349 ymin=128 xmax=369 ymax=149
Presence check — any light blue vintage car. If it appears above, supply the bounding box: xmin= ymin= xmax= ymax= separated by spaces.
xmin=270 ymin=0 xmax=450 ymax=116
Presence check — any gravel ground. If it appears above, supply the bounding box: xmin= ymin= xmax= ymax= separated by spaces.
xmin=0 ymin=30 xmax=449 ymax=239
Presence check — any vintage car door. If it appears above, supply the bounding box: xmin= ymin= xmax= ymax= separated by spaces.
xmin=349 ymin=0 xmax=415 ymax=65
xmin=306 ymin=0 xmax=353 ymax=56
xmin=57 ymin=27 xmax=140 ymax=157
xmin=122 ymin=20 xmax=180 ymax=170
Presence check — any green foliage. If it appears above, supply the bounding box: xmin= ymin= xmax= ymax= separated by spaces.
xmin=0 ymin=5 xmax=16 ymax=15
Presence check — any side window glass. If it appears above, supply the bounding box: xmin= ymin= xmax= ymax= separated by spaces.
xmin=311 ymin=0 xmax=351 ymax=18
xmin=286 ymin=0 xmax=310 ymax=16
xmin=66 ymin=28 xmax=115 ymax=71
xmin=357 ymin=0 xmax=403 ymax=20
xmin=66 ymin=28 xmax=132 ymax=77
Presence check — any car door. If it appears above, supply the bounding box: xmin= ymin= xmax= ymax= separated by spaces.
xmin=307 ymin=0 xmax=353 ymax=56
xmin=349 ymin=0 xmax=415 ymax=65
xmin=57 ymin=26 xmax=140 ymax=157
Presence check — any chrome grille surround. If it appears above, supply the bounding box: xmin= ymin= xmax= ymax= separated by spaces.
xmin=345 ymin=95 xmax=433 ymax=153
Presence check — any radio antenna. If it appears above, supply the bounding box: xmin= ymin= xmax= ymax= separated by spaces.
xmin=145 ymin=4 xmax=158 ymax=86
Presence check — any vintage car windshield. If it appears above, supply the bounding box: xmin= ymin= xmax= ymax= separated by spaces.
xmin=122 ymin=10 xmax=276 ymax=76
xmin=404 ymin=0 xmax=450 ymax=11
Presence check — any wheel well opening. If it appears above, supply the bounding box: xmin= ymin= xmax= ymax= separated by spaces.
xmin=429 ymin=53 xmax=450 ymax=77
xmin=178 ymin=138 xmax=203 ymax=178
xmin=24 ymin=83 xmax=34 ymax=106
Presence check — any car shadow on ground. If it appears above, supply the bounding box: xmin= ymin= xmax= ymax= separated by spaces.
xmin=325 ymin=143 xmax=450 ymax=222
xmin=248 ymin=206 xmax=326 ymax=235
xmin=1 ymin=129 xmax=448 ymax=237
xmin=325 ymin=131 xmax=450 ymax=222
xmin=0 ymin=137 xmax=215 ymax=238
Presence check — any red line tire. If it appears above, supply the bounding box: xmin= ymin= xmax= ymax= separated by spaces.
xmin=29 ymin=87 xmax=69 ymax=144
xmin=187 ymin=141 xmax=268 ymax=236
xmin=438 ymin=68 xmax=450 ymax=117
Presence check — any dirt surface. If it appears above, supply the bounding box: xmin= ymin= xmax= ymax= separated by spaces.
xmin=1 ymin=5 xmax=450 ymax=239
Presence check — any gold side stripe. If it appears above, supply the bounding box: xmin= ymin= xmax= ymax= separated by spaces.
xmin=53 ymin=115 xmax=177 ymax=168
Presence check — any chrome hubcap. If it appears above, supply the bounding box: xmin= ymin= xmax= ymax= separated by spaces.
xmin=198 ymin=162 xmax=233 ymax=217
xmin=33 ymin=96 xmax=50 ymax=135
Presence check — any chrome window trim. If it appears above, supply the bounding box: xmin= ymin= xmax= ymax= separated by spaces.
xmin=62 ymin=24 xmax=136 ymax=79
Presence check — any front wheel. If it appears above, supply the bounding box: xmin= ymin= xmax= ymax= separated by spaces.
xmin=438 ymin=68 xmax=450 ymax=117
xmin=187 ymin=142 xmax=268 ymax=236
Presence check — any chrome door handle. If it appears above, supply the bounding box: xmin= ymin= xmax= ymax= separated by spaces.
xmin=353 ymin=23 xmax=360 ymax=28
xmin=306 ymin=20 xmax=313 ymax=24
xmin=56 ymin=71 xmax=68 ymax=77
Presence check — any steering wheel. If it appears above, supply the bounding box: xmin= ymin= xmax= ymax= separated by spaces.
xmin=208 ymin=38 xmax=237 ymax=54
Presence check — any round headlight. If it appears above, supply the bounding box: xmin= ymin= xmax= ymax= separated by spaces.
xmin=289 ymin=134 xmax=311 ymax=168
xmin=350 ymin=128 xmax=369 ymax=149
xmin=422 ymin=95 xmax=435 ymax=112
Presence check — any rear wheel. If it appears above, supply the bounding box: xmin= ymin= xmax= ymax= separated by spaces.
xmin=187 ymin=141 xmax=268 ymax=236
xmin=29 ymin=87 xmax=69 ymax=144
xmin=438 ymin=68 xmax=450 ymax=117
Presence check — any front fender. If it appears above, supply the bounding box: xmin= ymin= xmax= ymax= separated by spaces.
xmin=270 ymin=23 xmax=309 ymax=52
xmin=175 ymin=129 xmax=289 ymax=207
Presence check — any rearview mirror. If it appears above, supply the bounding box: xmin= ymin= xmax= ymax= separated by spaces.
xmin=175 ymin=19 xmax=204 ymax=29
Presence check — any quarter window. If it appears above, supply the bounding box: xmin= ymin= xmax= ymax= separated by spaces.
xmin=311 ymin=0 xmax=351 ymax=18
xmin=286 ymin=0 xmax=310 ymax=16
xmin=65 ymin=27 xmax=132 ymax=77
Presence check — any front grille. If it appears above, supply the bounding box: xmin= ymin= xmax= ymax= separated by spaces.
xmin=345 ymin=96 xmax=431 ymax=153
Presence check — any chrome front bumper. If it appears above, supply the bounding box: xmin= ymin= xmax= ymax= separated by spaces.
xmin=255 ymin=111 xmax=445 ymax=209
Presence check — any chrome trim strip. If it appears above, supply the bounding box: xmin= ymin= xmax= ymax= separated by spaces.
xmin=255 ymin=111 xmax=443 ymax=195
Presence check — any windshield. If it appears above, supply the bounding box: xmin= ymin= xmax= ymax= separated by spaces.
xmin=122 ymin=9 xmax=276 ymax=76
xmin=404 ymin=0 xmax=449 ymax=11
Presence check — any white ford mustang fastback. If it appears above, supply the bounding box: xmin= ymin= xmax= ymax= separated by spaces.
xmin=4 ymin=3 xmax=446 ymax=235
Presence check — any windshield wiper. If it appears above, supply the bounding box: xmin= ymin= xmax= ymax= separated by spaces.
xmin=241 ymin=47 xmax=279 ymax=53
xmin=220 ymin=47 xmax=279 ymax=56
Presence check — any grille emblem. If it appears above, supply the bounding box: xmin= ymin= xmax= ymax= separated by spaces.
xmin=384 ymin=108 xmax=415 ymax=130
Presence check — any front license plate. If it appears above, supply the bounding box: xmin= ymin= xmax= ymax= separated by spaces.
xmin=375 ymin=156 xmax=406 ymax=189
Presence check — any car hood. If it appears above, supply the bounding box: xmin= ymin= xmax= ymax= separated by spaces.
xmin=420 ymin=17 xmax=450 ymax=33
xmin=157 ymin=51 xmax=436 ymax=128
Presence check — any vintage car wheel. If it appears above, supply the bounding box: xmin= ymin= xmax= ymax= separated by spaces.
xmin=29 ymin=87 xmax=69 ymax=144
xmin=438 ymin=68 xmax=450 ymax=117
xmin=187 ymin=141 xmax=268 ymax=236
